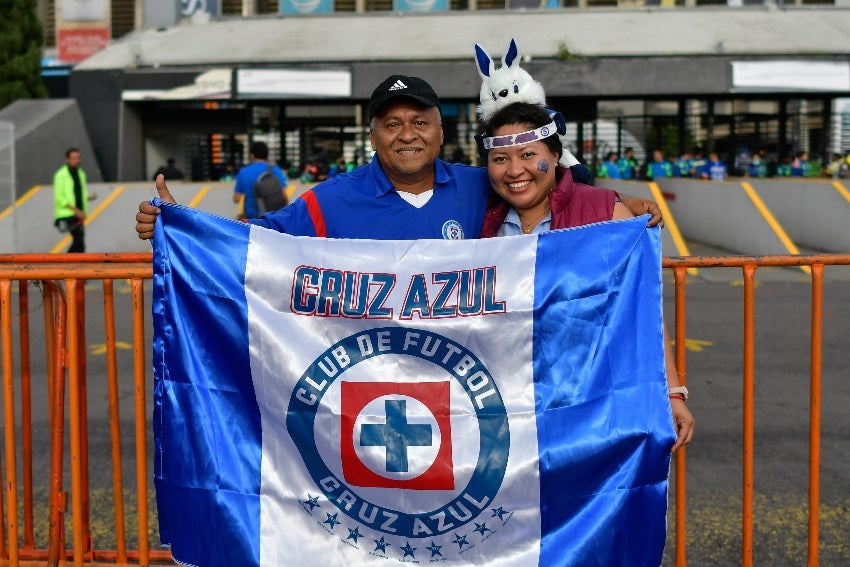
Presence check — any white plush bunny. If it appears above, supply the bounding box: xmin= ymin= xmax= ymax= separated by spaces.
xmin=474 ymin=38 xmax=588 ymax=180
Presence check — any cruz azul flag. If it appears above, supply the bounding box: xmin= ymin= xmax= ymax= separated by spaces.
xmin=152 ymin=203 xmax=676 ymax=567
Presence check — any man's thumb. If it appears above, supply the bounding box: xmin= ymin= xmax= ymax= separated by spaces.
xmin=155 ymin=174 xmax=177 ymax=204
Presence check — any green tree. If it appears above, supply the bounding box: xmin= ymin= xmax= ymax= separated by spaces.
xmin=0 ymin=0 xmax=47 ymax=109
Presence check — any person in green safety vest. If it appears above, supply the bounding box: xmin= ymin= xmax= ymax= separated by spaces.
xmin=53 ymin=147 xmax=97 ymax=253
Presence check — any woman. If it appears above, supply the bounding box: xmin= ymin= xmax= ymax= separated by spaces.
xmin=478 ymin=102 xmax=694 ymax=450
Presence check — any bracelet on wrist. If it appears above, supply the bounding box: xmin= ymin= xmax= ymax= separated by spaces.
xmin=668 ymin=386 xmax=689 ymax=401
xmin=669 ymin=393 xmax=686 ymax=401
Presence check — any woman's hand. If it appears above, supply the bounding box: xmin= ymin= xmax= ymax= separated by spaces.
xmin=670 ymin=398 xmax=695 ymax=452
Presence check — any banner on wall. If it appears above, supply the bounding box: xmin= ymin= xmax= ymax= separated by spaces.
xmin=279 ymin=0 xmax=334 ymax=15
xmin=393 ymin=0 xmax=449 ymax=11
xmin=179 ymin=0 xmax=221 ymax=18
xmin=56 ymin=0 xmax=111 ymax=63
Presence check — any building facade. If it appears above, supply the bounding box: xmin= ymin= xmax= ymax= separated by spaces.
xmin=44 ymin=2 xmax=850 ymax=181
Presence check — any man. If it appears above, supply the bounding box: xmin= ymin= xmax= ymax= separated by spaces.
xmin=674 ymin=151 xmax=694 ymax=178
xmin=233 ymin=141 xmax=288 ymax=219
xmin=704 ymin=152 xmax=728 ymax=182
xmin=617 ymin=147 xmax=638 ymax=180
xmin=596 ymin=151 xmax=622 ymax=179
xmin=746 ymin=151 xmax=768 ymax=178
xmin=690 ymin=147 xmax=707 ymax=178
xmin=54 ymin=147 xmax=96 ymax=253
xmin=645 ymin=150 xmax=673 ymax=181
xmin=137 ymin=75 xmax=661 ymax=239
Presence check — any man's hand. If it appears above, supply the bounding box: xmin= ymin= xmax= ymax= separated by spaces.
xmin=619 ymin=194 xmax=664 ymax=228
xmin=135 ymin=174 xmax=177 ymax=240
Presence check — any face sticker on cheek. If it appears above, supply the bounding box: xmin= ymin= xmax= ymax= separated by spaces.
xmin=537 ymin=160 xmax=549 ymax=173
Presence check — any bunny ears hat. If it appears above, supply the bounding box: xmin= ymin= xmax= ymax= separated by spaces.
xmin=474 ymin=38 xmax=548 ymax=123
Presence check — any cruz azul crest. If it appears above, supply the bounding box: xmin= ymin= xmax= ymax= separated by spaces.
xmin=286 ymin=326 xmax=511 ymax=560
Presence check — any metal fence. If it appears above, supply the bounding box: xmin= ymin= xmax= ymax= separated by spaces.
xmin=0 ymin=252 xmax=848 ymax=566
xmin=0 ymin=122 xmax=16 ymax=254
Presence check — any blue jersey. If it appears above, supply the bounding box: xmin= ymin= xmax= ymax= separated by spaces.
xmin=646 ymin=160 xmax=672 ymax=180
xmin=253 ymin=157 xmax=489 ymax=240
xmin=706 ymin=160 xmax=727 ymax=181
xmin=674 ymin=158 xmax=693 ymax=177
xmin=234 ymin=161 xmax=288 ymax=218
xmin=617 ymin=157 xmax=637 ymax=179
xmin=597 ymin=161 xmax=622 ymax=179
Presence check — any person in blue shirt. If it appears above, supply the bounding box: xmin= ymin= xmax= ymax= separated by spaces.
xmin=136 ymin=75 xmax=663 ymax=240
xmin=674 ymin=151 xmax=694 ymax=178
xmin=790 ymin=151 xmax=808 ymax=177
xmin=704 ymin=152 xmax=728 ymax=182
xmin=596 ymin=151 xmax=622 ymax=179
xmin=645 ymin=150 xmax=673 ymax=180
xmin=232 ymin=142 xmax=288 ymax=219
xmin=746 ymin=152 xmax=768 ymax=178
xmin=690 ymin=148 xmax=707 ymax=178
xmin=776 ymin=155 xmax=793 ymax=177
xmin=617 ymin=147 xmax=638 ymax=179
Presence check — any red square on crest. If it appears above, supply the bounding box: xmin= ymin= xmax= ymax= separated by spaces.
xmin=341 ymin=381 xmax=454 ymax=490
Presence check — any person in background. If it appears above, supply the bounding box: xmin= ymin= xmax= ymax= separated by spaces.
xmin=645 ymin=150 xmax=673 ymax=180
xmin=232 ymin=141 xmax=288 ymax=219
xmin=54 ymin=147 xmax=97 ymax=253
xmin=596 ymin=151 xmax=622 ymax=179
xmin=327 ymin=157 xmax=347 ymax=178
xmin=219 ymin=162 xmax=237 ymax=182
xmin=790 ymin=151 xmax=808 ymax=177
xmin=746 ymin=151 xmax=768 ymax=178
xmin=300 ymin=161 xmax=320 ymax=184
xmin=617 ymin=147 xmax=638 ymax=179
xmin=690 ymin=148 xmax=707 ymax=178
xmin=825 ymin=152 xmax=850 ymax=178
xmin=704 ymin=152 xmax=728 ymax=181
xmin=803 ymin=154 xmax=823 ymax=177
xmin=675 ymin=151 xmax=694 ymax=178
xmin=152 ymin=158 xmax=184 ymax=181
xmin=776 ymin=155 xmax=792 ymax=177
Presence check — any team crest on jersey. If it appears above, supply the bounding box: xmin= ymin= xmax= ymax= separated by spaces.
xmin=287 ymin=326 xmax=511 ymax=561
xmin=442 ymin=220 xmax=464 ymax=240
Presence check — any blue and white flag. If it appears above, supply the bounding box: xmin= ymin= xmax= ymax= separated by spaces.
xmin=152 ymin=203 xmax=675 ymax=567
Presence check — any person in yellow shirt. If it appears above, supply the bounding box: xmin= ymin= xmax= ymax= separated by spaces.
xmin=53 ymin=148 xmax=96 ymax=253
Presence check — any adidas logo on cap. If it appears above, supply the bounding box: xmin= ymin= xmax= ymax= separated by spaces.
xmin=369 ymin=75 xmax=440 ymax=119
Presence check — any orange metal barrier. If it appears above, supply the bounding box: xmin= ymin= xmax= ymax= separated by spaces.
xmin=0 ymin=252 xmax=848 ymax=566
xmin=663 ymin=253 xmax=850 ymax=567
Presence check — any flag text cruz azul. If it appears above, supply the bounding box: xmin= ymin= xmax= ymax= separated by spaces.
xmin=291 ymin=266 xmax=506 ymax=319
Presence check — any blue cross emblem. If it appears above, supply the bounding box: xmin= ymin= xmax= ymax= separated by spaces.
xmin=360 ymin=399 xmax=432 ymax=473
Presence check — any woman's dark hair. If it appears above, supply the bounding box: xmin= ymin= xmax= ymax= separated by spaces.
xmin=482 ymin=102 xmax=562 ymax=159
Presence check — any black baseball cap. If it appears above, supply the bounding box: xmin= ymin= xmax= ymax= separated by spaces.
xmin=368 ymin=75 xmax=440 ymax=119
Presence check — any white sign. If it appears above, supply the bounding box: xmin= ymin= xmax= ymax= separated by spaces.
xmin=122 ymin=69 xmax=232 ymax=101
xmin=732 ymin=61 xmax=850 ymax=92
xmin=237 ymin=69 xmax=351 ymax=98
xmin=61 ymin=0 xmax=108 ymax=22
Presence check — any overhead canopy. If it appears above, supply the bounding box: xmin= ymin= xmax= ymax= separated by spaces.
xmin=77 ymin=7 xmax=850 ymax=71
